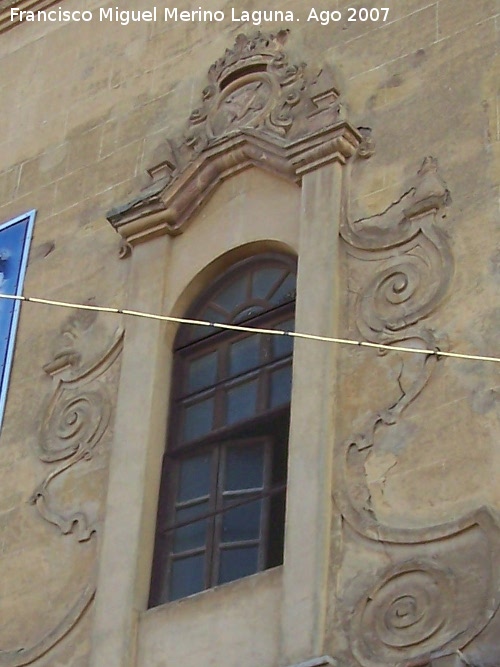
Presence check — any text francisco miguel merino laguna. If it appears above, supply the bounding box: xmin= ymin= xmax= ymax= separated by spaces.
xmin=10 ymin=6 xmax=341 ymax=26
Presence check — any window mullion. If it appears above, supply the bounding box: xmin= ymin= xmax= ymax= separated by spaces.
xmin=208 ymin=444 xmax=223 ymax=588
xmin=259 ymin=438 xmax=273 ymax=570
xmin=149 ymin=254 xmax=295 ymax=607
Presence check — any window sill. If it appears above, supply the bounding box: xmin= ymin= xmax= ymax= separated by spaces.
xmin=143 ymin=564 xmax=283 ymax=617
xmin=138 ymin=566 xmax=283 ymax=667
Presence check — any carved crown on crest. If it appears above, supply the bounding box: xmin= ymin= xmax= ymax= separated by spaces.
xmin=107 ymin=30 xmax=363 ymax=243
xmin=185 ymin=29 xmax=342 ymax=148
xmin=208 ymin=30 xmax=290 ymax=86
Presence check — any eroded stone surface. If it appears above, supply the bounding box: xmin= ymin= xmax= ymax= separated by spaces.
xmin=0 ymin=4 xmax=499 ymax=667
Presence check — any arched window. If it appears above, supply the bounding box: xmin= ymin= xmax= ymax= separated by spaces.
xmin=148 ymin=253 xmax=296 ymax=606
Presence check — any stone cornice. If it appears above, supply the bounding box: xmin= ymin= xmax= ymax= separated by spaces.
xmin=0 ymin=0 xmax=60 ymax=33
xmin=106 ymin=31 xmax=363 ymax=247
xmin=108 ymin=122 xmax=362 ymax=246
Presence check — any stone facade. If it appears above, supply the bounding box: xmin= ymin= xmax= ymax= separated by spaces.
xmin=0 ymin=1 xmax=499 ymax=667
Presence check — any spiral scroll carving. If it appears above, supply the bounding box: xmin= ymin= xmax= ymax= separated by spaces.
xmin=5 ymin=314 xmax=125 ymax=666
xmin=368 ymin=570 xmax=448 ymax=648
xmin=354 ymin=230 xmax=452 ymax=343
xmin=106 ymin=31 xmax=361 ymax=244
xmin=30 ymin=387 xmax=111 ymax=541
xmin=358 ymin=247 xmax=438 ymax=338
xmin=31 ymin=311 xmax=123 ymax=540
xmin=338 ymin=158 xmax=500 ymax=667
xmin=337 ymin=159 xmax=454 ymax=540
xmin=352 ymin=564 xmax=453 ymax=665
xmin=39 ymin=389 xmax=111 ymax=463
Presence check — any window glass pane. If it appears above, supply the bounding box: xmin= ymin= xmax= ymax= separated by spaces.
xmin=173 ymin=502 xmax=209 ymax=553
xmin=187 ymin=351 xmax=218 ymax=393
xmin=183 ymin=398 xmax=214 ymax=441
xmin=251 ymin=267 xmax=284 ymax=299
xmin=226 ymin=380 xmax=258 ymax=425
xmin=225 ymin=444 xmax=264 ymax=490
xmin=189 ymin=325 xmax=215 ymax=341
xmin=233 ymin=305 xmax=264 ymax=322
xmin=0 ymin=219 xmax=29 ymax=297
xmin=189 ymin=307 xmax=223 ymax=341
xmin=0 ymin=212 xmax=34 ymax=432
xmin=213 ymin=275 xmax=247 ymax=313
xmin=222 ymin=498 xmax=262 ymax=542
xmin=0 ymin=301 xmax=15 ymax=384
xmin=151 ymin=255 xmax=297 ymax=609
xmin=229 ymin=335 xmax=260 ymax=376
xmin=270 ymin=365 xmax=292 ymax=408
xmin=178 ymin=454 xmax=212 ymax=501
xmin=218 ymin=546 xmax=259 ymax=585
xmin=170 ymin=554 xmax=205 ymax=600
xmin=272 ymin=319 xmax=294 ymax=358
xmin=269 ymin=273 xmax=296 ymax=306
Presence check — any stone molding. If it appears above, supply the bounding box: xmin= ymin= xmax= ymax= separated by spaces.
xmin=0 ymin=577 xmax=96 ymax=667
xmin=0 ymin=309 xmax=123 ymax=667
xmin=106 ymin=31 xmax=362 ymax=247
xmin=0 ymin=0 xmax=60 ymax=33
xmin=31 ymin=307 xmax=123 ymax=541
xmin=101 ymin=30 xmax=500 ymax=667
xmin=346 ymin=518 xmax=500 ymax=667
xmin=289 ymin=657 xmax=337 ymax=667
xmin=337 ymin=158 xmax=500 ymax=667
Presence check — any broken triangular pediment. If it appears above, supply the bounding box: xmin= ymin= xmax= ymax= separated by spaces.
xmin=107 ymin=31 xmax=362 ymax=245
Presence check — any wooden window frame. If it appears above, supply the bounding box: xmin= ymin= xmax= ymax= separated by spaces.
xmin=148 ymin=253 xmax=296 ymax=607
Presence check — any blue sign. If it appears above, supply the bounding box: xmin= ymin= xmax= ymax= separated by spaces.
xmin=0 ymin=210 xmax=35 ymax=431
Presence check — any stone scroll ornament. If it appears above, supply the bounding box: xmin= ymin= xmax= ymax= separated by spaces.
xmin=32 ymin=307 xmax=123 ymax=541
xmin=337 ymin=158 xmax=500 ymax=667
xmin=106 ymin=30 xmax=365 ymax=247
xmin=0 ymin=308 xmax=123 ymax=667
xmin=102 ymin=29 xmax=500 ymax=667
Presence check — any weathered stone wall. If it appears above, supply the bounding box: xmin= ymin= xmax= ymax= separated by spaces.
xmin=0 ymin=1 xmax=498 ymax=666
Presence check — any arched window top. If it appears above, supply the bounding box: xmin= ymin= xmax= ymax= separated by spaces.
xmin=149 ymin=252 xmax=296 ymax=606
xmin=177 ymin=253 xmax=297 ymax=347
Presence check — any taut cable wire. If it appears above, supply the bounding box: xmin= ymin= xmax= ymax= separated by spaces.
xmin=1 ymin=292 xmax=499 ymax=364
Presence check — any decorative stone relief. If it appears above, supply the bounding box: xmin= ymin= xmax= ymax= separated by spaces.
xmin=346 ymin=519 xmax=500 ymax=667
xmin=31 ymin=307 xmax=123 ymax=541
xmin=0 ymin=308 xmax=123 ymax=667
xmin=100 ymin=29 xmax=500 ymax=667
xmin=339 ymin=158 xmax=452 ymax=475
xmin=106 ymin=30 xmax=362 ymax=245
xmin=336 ymin=158 xmax=500 ymax=667
xmin=183 ymin=31 xmax=342 ymax=147
xmin=0 ymin=577 xmax=96 ymax=667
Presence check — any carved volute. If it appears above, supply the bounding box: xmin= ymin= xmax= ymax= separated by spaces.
xmin=106 ymin=30 xmax=362 ymax=245
xmin=99 ymin=29 xmax=500 ymax=667
xmin=0 ymin=310 xmax=124 ymax=667
xmin=334 ymin=158 xmax=500 ymax=667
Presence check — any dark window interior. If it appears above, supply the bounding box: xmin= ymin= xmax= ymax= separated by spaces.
xmin=148 ymin=253 xmax=296 ymax=607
